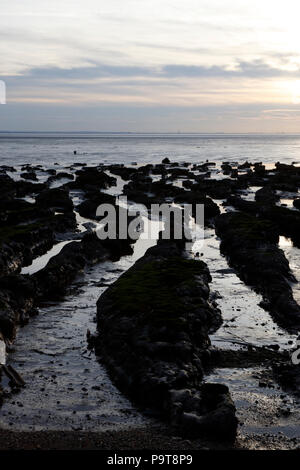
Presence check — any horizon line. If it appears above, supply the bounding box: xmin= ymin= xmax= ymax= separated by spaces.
xmin=0 ymin=130 xmax=300 ymax=135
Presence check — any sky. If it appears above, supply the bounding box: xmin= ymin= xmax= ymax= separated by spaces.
xmin=1 ymin=0 xmax=300 ymax=132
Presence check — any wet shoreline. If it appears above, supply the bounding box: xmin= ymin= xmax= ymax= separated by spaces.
xmin=1 ymin=159 xmax=300 ymax=449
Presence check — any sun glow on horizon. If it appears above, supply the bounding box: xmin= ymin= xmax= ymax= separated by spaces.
xmin=290 ymin=80 xmax=300 ymax=104
xmin=279 ymin=80 xmax=300 ymax=104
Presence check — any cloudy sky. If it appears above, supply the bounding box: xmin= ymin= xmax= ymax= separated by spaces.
xmin=1 ymin=0 xmax=300 ymax=132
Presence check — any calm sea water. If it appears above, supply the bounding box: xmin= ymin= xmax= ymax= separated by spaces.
xmin=1 ymin=132 xmax=300 ymax=167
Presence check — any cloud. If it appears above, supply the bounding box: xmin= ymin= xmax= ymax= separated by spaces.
xmin=3 ymin=58 xmax=300 ymax=84
xmin=3 ymin=64 xmax=153 ymax=81
xmin=162 ymin=60 xmax=299 ymax=78
xmin=2 ymin=58 xmax=300 ymax=111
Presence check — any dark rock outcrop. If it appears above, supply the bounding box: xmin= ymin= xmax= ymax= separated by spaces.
xmin=20 ymin=171 xmax=38 ymax=181
xmin=34 ymin=235 xmax=108 ymax=299
xmin=0 ymin=275 xmax=37 ymax=338
xmin=36 ymin=188 xmax=74 ymax=212
xmin=106 ymin=165 xmax=138 ymax=181
xmin=73 ymin=167 xmax=116 ymax=191
xmin=174 ymin=192 xmax=220 ymax=223
xmin=77 ymin=192 xmax=115 ymax=220
xmin=226 ymin=194 xmax=300 ymax=247
xmin=0 ymin=174 xmax=16 ymax=200
xmin=273 ymin=363 xmax=300 ymax=397
xmin=0 ymin=223 xmax=55 ymax=278
xmin=192 ymin=178 xmax=247 ymax=199
xmin=47 ymin=172 xmax=74 ymax=185
xmin=215 ymin=212 xmax=300 ymax=331
xmin=0 ymin=225 xmax=137 ymax=339
xmin=95 ymin=240 xmax=237 ymax=440
xmin=15 ymin=180 xmax=48 ymax=198
xmin=255 ymin=186 xmax=279 ymax=205
xmin=293 ymin=198 xmax=300 ymax=210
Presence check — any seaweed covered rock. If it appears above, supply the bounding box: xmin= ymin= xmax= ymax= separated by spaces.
xmin=255 ymin=186 xmax=279 ymax=206
xmin=215 ymin=212 xmax=300 ymax=331
xmin=106 ymin=165 xmax=138 ymax=181
xmin=46 ymin=172 xmax=74 ymax=185
xmin=0 ymin=199 xmax=48 ymax=227
xmin=293 ymin=198 xmax=300 ymax=210
xmin=170 ymin=383 xmax=237 ymax=440
xmin=34 ymin=241 xmax=92 ymax=298
xmin=225 ymin=195 xmax=259 ymax=215
xmin=0 ymin=174 xmax=16 ymax=200
xmin=20 ymin=171 xmax=37 ymax=181
xmin=0 ymin=241 xmax=29 ymax=278
xmin=34 ymin=219 xmax=138 ymax=300
xmin=259 ymin=205 xmax=300 ymax=247
xmin=273 ymin=363 xmax=300 ymax=397
xmin=226 ymin=195 xmax=300 ymax=246
xmin=174 ymin=192 xmax=220 ymax=223
xmin=123 ymin=176 xmax=185 ymax=203
xmin=33 ymin=229 xmax=123 ymax=299
xmin=74 ymin=167 xmax=116 ymax=191
xmin=0 ymin=224 xmax=137 ymax=339
xmin=0 ymin=222 xmax=55 ymax=277
xmin=77 ymin=192 xmax=115 ymax=220
xmin=15 ymin=180 xmax=48 ymax=198
xmin=267 ymin=163 xmax=300 ymax=192
xmin=0 ymin=297 xmax=18 ymax=339
xmin=95 ymin=241 xmax=237 ymax=440
xmin=193 ymin=178 xmax=246 ymax=199
xmin=0 ymin=275 xmax=37 ymax=337
xmin=36 ymin=188 xmax=73 ymax=212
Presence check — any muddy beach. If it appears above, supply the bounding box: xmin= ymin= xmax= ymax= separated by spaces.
xmin=0 ymin=159 xmax=300 ymax=450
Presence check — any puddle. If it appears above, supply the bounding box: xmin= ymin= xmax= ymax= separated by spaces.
xmin=190 ymin=229 xmax=297 ymax=350
xmin=103 ymin=172 xmax=127 ymax=196
xmin=207 ymin=367 xmax=300 ymax=442
xmin=239 ymin=186 xmax=262 ymax=202
xmin=279 ymin=236 xmax=300 ymax=305
xmin=276 ymin=190 xmax=299 ymax=209
xmin=21 ymin=240 xmax=80 ymax=275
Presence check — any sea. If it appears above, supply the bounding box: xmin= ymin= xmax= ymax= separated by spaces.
xmin=1 ymin=132 xmax=300 ymax=167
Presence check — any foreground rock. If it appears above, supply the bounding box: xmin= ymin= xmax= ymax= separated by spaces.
xmin=96 ymin=239 xmax=238 ymax=441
